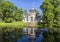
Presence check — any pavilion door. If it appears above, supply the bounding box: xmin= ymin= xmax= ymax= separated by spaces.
xmin=31 ymin=17 xmax=33 ymax=22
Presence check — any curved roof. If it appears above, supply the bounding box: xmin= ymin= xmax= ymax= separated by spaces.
xmin=30 ymin=7 xmax=36 ymax=11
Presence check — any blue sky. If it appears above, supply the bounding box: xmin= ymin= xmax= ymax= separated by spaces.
xmin=9 ymin=0 xmax=44 ymax=14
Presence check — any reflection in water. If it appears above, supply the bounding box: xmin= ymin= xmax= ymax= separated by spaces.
xmin=35 ymin=32 xmax=43 ymax=42
xmin=17 ymin=32 xmax=43 ymax=42
xmin=17 ymin=28 xmax=48 ymax=42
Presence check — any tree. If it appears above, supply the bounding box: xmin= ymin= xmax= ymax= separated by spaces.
xmin=0 ymin=0 xmax=23 ymax=22
xmin=40 ymin=0 xmax=54 ymax=28
xmin=13 ymin=9 xmax=23 ymax=21
xmin=40 ymin=0 xmax=60 ymax=42
xmin=23 ymin=10 xmax=28 ymax=15
xmin=49 ymin=0 xmax=60 ymax=32
xmin=0 ymin=0 xmax=5 ymax=21
xmin=2 ymin=1 xmax=17 ymax=22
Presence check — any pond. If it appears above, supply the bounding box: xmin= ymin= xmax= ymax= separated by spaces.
xmin=17 ymin=28 xmax=48 ymax=42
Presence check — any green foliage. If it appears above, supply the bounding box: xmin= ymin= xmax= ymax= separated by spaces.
xmin=23 ymin=10 xmax=28 ymax=15
xmin=40 ymin=0 xmax=60 ymax=29
xmin=5 ymin=18 xmax=13 ymax=23
xmin=13 ymin=9 xmax=23 ymax=21
xmin=40 ymin=0 xmax=60 ymax=42
xmin=40 ymin=0 xmax=54 ymax=29
xmin=0 ymin=28 xmax=23 ymax=42
xmin=0 ymin=0 xmax=23 ymax=23
xmin=43 ymin=31 xmax=54 ymax=42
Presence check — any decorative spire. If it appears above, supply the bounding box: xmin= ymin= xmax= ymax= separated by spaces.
xmin=31 ymin=2 xmax=35 ymax=10
xmin=32 ymin=2 xmax=35 ymax=8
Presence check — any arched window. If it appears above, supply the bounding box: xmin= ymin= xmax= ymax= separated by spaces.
xmin=27 ymin=18 xmax=28 ymax=21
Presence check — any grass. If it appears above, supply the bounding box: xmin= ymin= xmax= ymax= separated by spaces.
xmin=0 ymin=22 xmax=28 ymax=28
xmin=0 ymin=22 xmax=39 ymax=29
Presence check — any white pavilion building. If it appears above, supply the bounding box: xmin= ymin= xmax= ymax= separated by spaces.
xmin=23 ymin=7 xmax=41 ymax=23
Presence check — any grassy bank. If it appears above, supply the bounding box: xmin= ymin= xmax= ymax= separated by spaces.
xmin=0 ymin=22 xmax=28 ymax=28
xmin=0 ymin=22 xmax=41 ymax=29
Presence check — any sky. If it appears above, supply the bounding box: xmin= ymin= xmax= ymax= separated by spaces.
xmin=9 ymin=0 xmax=44 ymax=14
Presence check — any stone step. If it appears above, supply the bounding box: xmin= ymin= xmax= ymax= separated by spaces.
xmin=28 ymin=22 xmax=34 ymax=28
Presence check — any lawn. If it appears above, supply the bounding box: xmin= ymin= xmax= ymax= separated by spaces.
xmin=0 ymin=22 xmax=28 ymax=28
